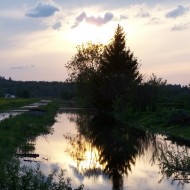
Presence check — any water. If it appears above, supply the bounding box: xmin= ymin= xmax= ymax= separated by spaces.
xmin=22 ymin=111 xmax=190 ymax=190
xmin=0 ymin=112 xmax=22 ymax=121
xmin=0 ymin=100 xmax=50 ymax=122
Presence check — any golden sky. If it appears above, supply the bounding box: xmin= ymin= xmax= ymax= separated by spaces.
xmin=0 ymin=0 xmax=190 ymax=84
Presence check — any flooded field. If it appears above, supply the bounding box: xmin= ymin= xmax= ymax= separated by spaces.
xmin=20 ymin=111 xmax=190 ymax=190
xmin=0 ymin=100 xmax=50 ymax=122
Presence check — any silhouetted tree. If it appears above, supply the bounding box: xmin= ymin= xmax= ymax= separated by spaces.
xmin=98 ymin=25 xmax=142 ymax=109
xmin=66 ymin=42 xmax=104 ymax=106
xmin=131 ymin=74 xmax=167 ymax=111
xmin=66 ymin=25 xmax=142 ymax=110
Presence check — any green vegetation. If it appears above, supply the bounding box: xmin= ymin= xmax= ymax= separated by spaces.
xmin=0 ymin=99 xmax=85 ymax=189
xmin=158 ymin=142 xmax=190 ymax=186
xmin=0 ymin=98 xmax=37 ymax=111
xmin=113 ymin=104 xmax=190 ymax=140
xmin=0 ymin=100 xmax=61 ymax=187
xmin=0 ymin=100 xmax=60 ymax=162
xmin=1 ymin=158 xmax=84 ymax=190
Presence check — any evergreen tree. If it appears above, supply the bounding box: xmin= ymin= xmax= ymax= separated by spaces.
xmin=97 ymin=25 xmax=142 ymax=109
xmin=100 ymin=25 xmax=142 ymax=84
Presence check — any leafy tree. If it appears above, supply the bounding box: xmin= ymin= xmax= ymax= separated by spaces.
xmin=66 ymin=42 xmax=104 ymax=106
xmin=146 ymin=74 xmax=167 ymax=111
xmin=66 ymin=25 xmax=142 ymax=110
xmin=66 ymin=42 xmax=104 ymax=83
xmin=131 ymin=74 xmax=167 ymax=111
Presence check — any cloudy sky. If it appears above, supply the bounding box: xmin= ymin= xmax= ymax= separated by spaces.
xmin=0 ymin=0 xmax=190 ymax=84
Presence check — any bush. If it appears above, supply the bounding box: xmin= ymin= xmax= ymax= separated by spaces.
xmin=0 ymin=159 xmax=84 ymax=190
xmin=167 ymin=109 xmax=190 ymax=126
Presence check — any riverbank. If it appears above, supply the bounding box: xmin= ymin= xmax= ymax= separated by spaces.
xmin=0 ymin=98 xmax=38 ymax=112
xmin=0 ymin=99 xmax=60 ymax=162
xmin=116 ymin=107 xmax=190 ymax=142
xmin=0 ymin=99 xmax=85 ymax=189
xmin=61 ymin=100 xmax=190 ymax=141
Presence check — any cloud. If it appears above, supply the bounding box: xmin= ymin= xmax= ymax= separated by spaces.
xmin=10 ymin=65 xmax=35 ymax=70
xmin=25 ymin=1 xmax=60 ymax=18
xmin=119 ymin=15 xmax=128 ymax=20
xmin=136 ymin=8 xmax=150 ymax=18
xmin=166 ymin=5 xmax=189 ymax=18
xmin=146 ymin=17 xmax=161 ymax=25
xmin=171 ymin=23 xmax=190 ymax=31
xmin=76 ymin=12 xmax=86 ymax=22
xmin=72 ymin=12 xmax=114 ymax=28
xmin=52 ymin=22 xmax=62 ymax=30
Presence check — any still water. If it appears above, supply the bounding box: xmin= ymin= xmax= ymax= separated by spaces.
xmin=23 ymin=111 xmax=190 ymax=190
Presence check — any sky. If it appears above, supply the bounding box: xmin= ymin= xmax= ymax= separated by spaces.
xmin=0 ymin=0 xmax=190 ymax=85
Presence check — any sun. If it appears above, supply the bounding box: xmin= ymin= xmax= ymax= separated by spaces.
xmin=66 ymin=22 xmax=114 ymax=45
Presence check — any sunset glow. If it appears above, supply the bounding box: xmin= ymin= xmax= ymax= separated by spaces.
xmin=66 ymin=23 xmax=114 ymax=44
xmin=1 ymin=1 xmax=190 ymax=84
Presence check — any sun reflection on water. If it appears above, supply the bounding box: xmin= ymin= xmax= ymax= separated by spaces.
xmin=64 ymin=133 xmax=105 ymax=177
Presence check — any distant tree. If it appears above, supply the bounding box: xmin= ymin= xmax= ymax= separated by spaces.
xmin=146 ymin=74 xmax=167 ymax=111
xmin=0 ymin=76 xmax=5 ymax=81
xmin=133 ymin=74 xmax=167 ymax=111
xmin=60 ymin=90 xmax=73 ymax=100
xmin=17 ymin=89 xmax=30 ymax=99
xmin=22 ymin=89 xmax=30 ymax=98
xmin=0 ymin=88 xmax=4 ymax=97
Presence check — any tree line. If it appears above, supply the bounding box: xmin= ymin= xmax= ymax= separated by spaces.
xmin=0 ymin=78 xmax=75 ymax=99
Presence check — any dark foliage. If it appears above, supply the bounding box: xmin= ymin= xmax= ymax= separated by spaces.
xmin=0 ymin=77 xmax=76 ymax=99
xmin=168 ymin=109 xmax=190 ymax=126
xmin=66 ymin=25 xmax=142 ymax=110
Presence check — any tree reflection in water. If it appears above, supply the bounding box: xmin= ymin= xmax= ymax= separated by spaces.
xmin=64 ymin=112 xmax=156 ymax=190
xmin=157 ymin=140 xmax=190 ymax=186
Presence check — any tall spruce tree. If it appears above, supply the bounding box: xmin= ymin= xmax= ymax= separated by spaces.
xmin=100 ymin=25 xmax=142 ymax=84
xmin=97 ymin=25 xmax=142 ymax=109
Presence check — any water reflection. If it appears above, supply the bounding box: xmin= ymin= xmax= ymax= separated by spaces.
xmin=2 ymin=111 xmax=190 ymax=189
xmin=64 ymin=112 xmax=157 ymax=190
xmin=157 ymin=140 xmax=190 ymax=186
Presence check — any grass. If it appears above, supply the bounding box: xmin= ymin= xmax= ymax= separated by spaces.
xmin=0 ymin=99 xmax=60 ymax=167
xmin=0 ymin=98 xmax=38 ymax=111
xmin=125 ymin=107 xmax=190 ymax=141
xmin=0 ymin=99 xmax=79 ymax=189
xmin=0 ymin=99 xmax=86 ymax=189
xmin=0 ymin=99 xmax=87 ymax=189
